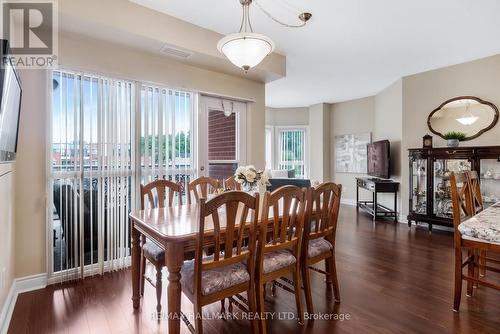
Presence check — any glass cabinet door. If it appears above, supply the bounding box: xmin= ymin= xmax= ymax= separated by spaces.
xmin=411 ymin=159 xmax=427 ymax=214
xmin=433 ymin=159 xmax=471 ymax=218
xmin=480 ymin=159 xmax=500 ymax=208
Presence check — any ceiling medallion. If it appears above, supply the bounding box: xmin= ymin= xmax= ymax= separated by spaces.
xmin=217 ymin=0 xmax=311 ymax=72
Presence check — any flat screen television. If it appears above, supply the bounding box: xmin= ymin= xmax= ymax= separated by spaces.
xmin=367 ymin=140 xmax=390 ymax=179
xmin=0 ymin=39 xmax=22 ymax=162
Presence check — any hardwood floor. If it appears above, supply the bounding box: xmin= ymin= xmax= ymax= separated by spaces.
xmin=8 ymin=205 xmax=500 ymax=334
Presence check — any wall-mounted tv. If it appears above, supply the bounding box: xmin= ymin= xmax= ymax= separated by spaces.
xmin=0 ymin=39 xmax=22 ymax=162
xmin=367 ymin=140 xmax=390 ymax=179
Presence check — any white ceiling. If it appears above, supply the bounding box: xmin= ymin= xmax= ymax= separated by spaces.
xmin=131 ymin=0 xmax=500 ymax=108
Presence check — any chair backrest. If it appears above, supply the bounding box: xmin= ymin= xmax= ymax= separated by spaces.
xmin=449 ymin=172 xmax=474 ymax=235
xmin=467 ymin=170 xmax=484 ymax=215
xmin=224 ymin=175 xmax=241 ymax=191
xmin=140 ymin=179 xmax=183 ymax=210
xmin=193 ymin=191 xmax=259 ymax=294
xmin=188 ymin=176 xmax=220 ymax=204
xmin=258 ymin=185 xmax=307 ymax=261
xmin=305 ymin=183 xmax=342 ymax=245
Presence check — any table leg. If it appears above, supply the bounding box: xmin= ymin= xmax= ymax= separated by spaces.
xmin=165 ymin=242 xmax=184 ymax=334
xmin=131 ymin=221 xmax=141 ymax=309
xmin=373 ymin=192 xmax=377 ymax=222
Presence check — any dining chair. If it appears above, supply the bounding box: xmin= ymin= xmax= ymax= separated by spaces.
xmin=188 ymin=176 xmax=220 ymax=204
xmin=302 ymin=182 xmax=342 ymax=314
xmin=180 ymin=191 xmax=259 ymax=334
xmin=224 ymin=175 xmax=241 ymax=190
xmin=467 ymin=170 xmax=487 ymax=278
xmin=139 ymin=179 xmax=183 ymax=317
xmin=256 ymin=185 xmax=307 ymax=334
xmin=468 ymin=171 xmax=484 ymax=214
xmin=450 ymin=172 xmax=500 ymax=311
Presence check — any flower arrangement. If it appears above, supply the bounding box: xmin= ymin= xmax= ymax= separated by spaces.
xmin=234 ymin=165 xmax=271 ymax=191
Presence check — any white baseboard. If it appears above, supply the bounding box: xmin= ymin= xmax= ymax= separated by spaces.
xmin=0 ymin=273 xmax=47 ymax=334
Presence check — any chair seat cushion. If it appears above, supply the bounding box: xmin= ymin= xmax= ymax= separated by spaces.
xmin=181 ymin=258 xmax=250 ymax=296
xmin=143 ymin=242 xmax=165 ymax=262
xmin=263 ymin=249 xmax=296 ymax=274
xmin=458 ymin=203 xmax=500 ymax=244
xmin=308 ymin=238 xmax=333 ymax=258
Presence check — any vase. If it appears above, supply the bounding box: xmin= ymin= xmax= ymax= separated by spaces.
xmin=447 ymin=139 xmax=459 ymax=147
xmin=243 ymin=183 xmax=258 ymax=193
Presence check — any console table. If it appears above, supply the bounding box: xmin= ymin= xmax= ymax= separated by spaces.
xmin=356 ymin=177 xmax=399 ymax=222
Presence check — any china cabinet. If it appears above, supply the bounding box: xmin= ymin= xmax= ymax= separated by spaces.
xmin=408 ymin=146 xmax=500 ymax=230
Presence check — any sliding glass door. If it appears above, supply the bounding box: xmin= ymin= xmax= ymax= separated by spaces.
xmin=49 ymin=72 xmax=197 ymax=281
xmin=139 ymin=84 xmax=195 ymax=205
xmin=50 ymin=70 xmax=134 ymax=280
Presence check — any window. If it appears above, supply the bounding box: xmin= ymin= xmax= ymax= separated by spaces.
xmin=50 ymin=70 xmax=134 ymax=279
xmin=140 ymin=85 xmax=194 ymax=204
xmin=49 ymin=72 xmax=196 ymax=282
xmin=277 ymin=127 xmax=307 ymax=178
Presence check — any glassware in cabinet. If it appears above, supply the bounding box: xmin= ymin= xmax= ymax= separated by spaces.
xmin=479 ymin=158 xmax=500 ymax=208
xmin=411 ymin=158 xmax=427 ymax=214
xmin=433 ymin=159 xmax=471 ymax=218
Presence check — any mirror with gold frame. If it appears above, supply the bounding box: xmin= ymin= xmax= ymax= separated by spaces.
xmin=428 ymin=96 xmax=499 ymax=140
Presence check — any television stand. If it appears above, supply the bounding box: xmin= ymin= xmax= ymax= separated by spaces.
xmin=356 ymin=177 xmax=399 ymax=222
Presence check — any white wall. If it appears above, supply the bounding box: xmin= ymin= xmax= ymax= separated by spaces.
xmin=0 ymin=163 xmax=15 ymax=316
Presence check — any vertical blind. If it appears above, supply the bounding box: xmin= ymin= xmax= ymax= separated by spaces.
xmin=278 ymin=128 xmax=307 ymax=178
xmin=49 ymin=71 xmax=195 ymax=281
xmin=140 ymin=84 xmax=194 ymax=206
xmin=50 ymin=70 xmax=134 ymax=281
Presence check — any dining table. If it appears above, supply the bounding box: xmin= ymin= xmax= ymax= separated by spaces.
xmin=129 ymin=196 xmax=305 ymax=334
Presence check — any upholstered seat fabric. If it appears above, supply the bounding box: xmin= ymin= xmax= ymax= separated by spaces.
xmin=263 ymin=249 xmax=296 ymax=274
xmin=458 ymin=202 xmax=500 ymax=244
xmin=143 ymin=242 xmax=165 ymax=262
xmin=308 ymin=238 xmax=333 ymax=258
xmin=181 ymin=257 xmax=250 ymax=296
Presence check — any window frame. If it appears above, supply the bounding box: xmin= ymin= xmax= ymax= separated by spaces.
xmin=271 ymin=125 xmax=309 ymax=178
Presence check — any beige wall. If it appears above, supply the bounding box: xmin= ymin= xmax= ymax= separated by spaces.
xmin=265 ymin=107 xmax=309 ymax=126
xmin=330 ymin=97 xmax=375 ymax=202
xmin=0 ymin=163 xmax=15 ymax=312
xmin=14 ymin=70 xmax=49 ymax=278
xmin=13 ymin=33 xmax=266 ymax=278
xmin=374 ymin=79 xmax=403 ymax=212
xmin=309 ymin=103 xmax=330 ymax=182
xmin=401 ymin=54 xmax=500 ymax=216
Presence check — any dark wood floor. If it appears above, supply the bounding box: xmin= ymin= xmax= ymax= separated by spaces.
xmin=8 ymin=205 xmax=500 ymax=334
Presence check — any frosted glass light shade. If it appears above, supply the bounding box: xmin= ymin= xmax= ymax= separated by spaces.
xmin=217 ymin=32 xmax=275 ymax=71
xmin=456 ymin=116 xmax=479 ymax=125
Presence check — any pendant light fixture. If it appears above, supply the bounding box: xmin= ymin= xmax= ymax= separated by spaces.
xmin=217 ymin=0 xmax=274 ymax=72
xmin=217 ymin=0 xmax=311 ymax=72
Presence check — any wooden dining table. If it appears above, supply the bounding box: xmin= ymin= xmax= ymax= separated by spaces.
xmin=129 ymin=197 xmax=297 ymax=334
